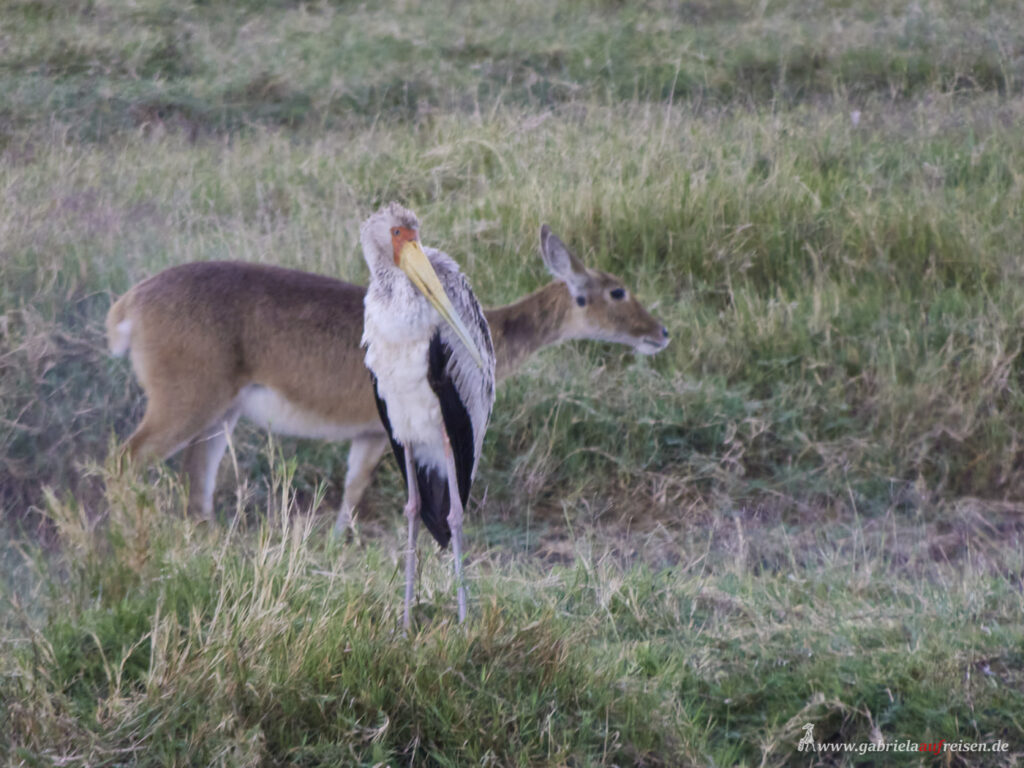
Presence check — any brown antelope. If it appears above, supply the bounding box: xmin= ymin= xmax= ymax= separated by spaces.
xmin=106 ymin=225 xmax=669 ymax=531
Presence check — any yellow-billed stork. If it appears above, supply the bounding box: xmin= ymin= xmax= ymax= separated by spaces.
xmin=360 ymin=202 xmax=495 ymax=627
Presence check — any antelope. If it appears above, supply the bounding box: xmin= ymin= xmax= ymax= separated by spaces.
xmin=106 ymin=225 xmax=669 ymax=531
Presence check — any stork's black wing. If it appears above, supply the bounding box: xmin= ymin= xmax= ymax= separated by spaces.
xmin=371 ymin=372 xmax=452 ymax=548
xmin=427 ymin=331 xmax=476 ymax=508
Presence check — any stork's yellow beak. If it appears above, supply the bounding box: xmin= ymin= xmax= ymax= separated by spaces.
xmin=398 ymin=240 xmax=487 ymax=370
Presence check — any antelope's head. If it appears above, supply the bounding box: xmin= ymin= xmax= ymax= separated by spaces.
xmin=540 ymin=225 xmax=669 ymax=355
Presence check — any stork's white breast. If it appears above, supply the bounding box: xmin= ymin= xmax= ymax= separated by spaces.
xmin=363 ymin=308 xmax=447 ymax=471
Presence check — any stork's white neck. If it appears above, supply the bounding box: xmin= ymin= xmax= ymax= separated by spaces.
xmin=362 ymin=271 xmax=440 ymax=346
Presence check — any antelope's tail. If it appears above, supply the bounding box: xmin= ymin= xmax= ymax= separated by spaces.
xmin=105 ymin=290 xmax=135 ymax=358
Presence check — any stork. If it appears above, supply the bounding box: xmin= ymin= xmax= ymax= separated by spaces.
xmin=359 ymin=202 xmax=495 ymax=628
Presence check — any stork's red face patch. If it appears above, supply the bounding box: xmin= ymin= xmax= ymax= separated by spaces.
xmin=390 ymin=226 xmax=419 ymax=265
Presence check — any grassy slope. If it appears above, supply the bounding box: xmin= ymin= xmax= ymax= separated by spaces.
xmin=2 ymin=0 xmax=1023 ymax=764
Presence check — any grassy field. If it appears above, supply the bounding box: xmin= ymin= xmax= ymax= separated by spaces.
xmin=2 ymin=0 xmax=1024 ymax=764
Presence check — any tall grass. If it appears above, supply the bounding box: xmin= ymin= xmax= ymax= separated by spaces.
xmin=5 ymin=98 xmax=1024 ymax=518
xmin=4 ymin=458 xmax=1022 ymax=764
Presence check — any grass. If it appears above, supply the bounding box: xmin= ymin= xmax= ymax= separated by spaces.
xmin=2 ymin=0 xmax=1024 ymax=764
xmin=4 ymin=467 xmax=1022 ymax=765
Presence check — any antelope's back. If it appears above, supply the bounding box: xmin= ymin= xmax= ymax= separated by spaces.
xmin=110 ymin=261 xmax=374 ymax=418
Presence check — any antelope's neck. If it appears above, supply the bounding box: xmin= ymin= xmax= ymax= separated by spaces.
xmin=485 ymin=282 xmax=572 ymax=381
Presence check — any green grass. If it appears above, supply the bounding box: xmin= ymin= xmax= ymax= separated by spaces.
xmin=4 ymin=469 xmax=1022 ymax=765
xmin=2 ymin=0 xmax=1024 ymax=764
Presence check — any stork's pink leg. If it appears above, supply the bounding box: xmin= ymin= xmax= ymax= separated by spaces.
xmin=402 ymin=447 xmax=421 ymax=631
xmin=442 ymin=431 xmax=467 ymax=623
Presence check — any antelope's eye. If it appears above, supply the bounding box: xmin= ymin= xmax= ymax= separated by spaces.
xmin=610 ymin=288 xmax=626 ymax=300
xmin=576 ymin=296 xmax=586 ymax=307
xmin=392 ymin=228 xmax=402 ymax=237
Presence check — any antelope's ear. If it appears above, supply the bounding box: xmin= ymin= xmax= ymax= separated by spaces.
xmin=540 ymin=225 xmax=589 ymax=295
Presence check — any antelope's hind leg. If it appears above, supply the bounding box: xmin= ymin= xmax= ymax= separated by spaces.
xmin=123 ymin=356 xmax=242 ymax=518
xmin=180 ymin=404 xmax=242 ymax=521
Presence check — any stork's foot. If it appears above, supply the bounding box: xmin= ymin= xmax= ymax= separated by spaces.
xmin=402 ymin=449 xmax=422 ymax=632
xmin=446 ymin=494 xmax=467 ymax=624
xmin=403 ymin=500 xmax=421 ymax=631
xmin=449 ymin=516 xmax=467 ymax=624
xmin=442 ymin=431 xmax=468 ymax=624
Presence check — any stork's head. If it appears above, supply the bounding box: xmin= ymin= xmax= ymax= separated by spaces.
xmin=360 ymin=202 xmax=487 ymax=369
xmin=360 ymin=202 xmax=421 ymax=273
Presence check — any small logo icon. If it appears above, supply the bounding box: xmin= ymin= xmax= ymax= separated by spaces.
xmin=798 ymin=723 xmax=815 ymax=751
